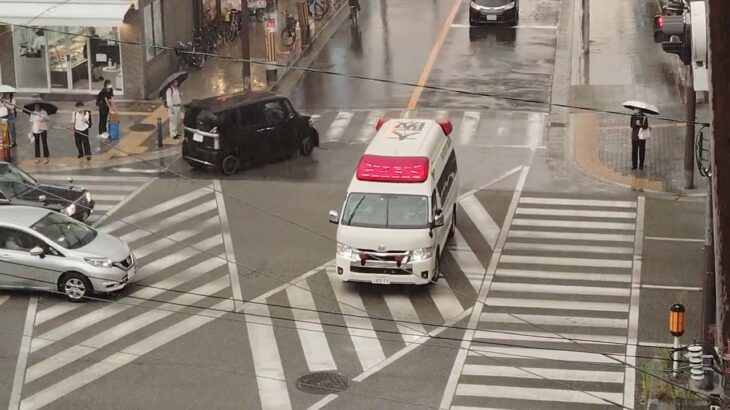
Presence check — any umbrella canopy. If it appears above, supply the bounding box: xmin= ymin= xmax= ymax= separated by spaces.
xmin=0 ymin=85 xmax=17 ymax=93
xmin=23 ymin=101 xmax=58 ymax=116
xmin=156 ymin=71 xmax=188 ymax=99
xmin=622 ymin=100 xmax=660 ymax=115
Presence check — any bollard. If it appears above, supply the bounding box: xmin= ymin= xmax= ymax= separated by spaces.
xmin=669 ymin=304 xmax=686 ymax=378
xmin=0 ymin=119 xmax=9 ymax=162
xmin=156 ymin=117 xmax=163 ymax=148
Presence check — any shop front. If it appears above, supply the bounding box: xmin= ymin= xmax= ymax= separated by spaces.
xmin=0 ymin=1 xmax=132 ymax=96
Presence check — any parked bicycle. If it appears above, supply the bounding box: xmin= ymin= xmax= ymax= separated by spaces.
xmin=307 ymin=0 xmax=328 ymax=20
xmin=248 ymin=0 xmax=267 ymax=22
xmin=224 ymin=8 xmax=242 ymax=41
xmin=280 ymin=10 xmax=297 ymax=48
xmin=175 ymin=40 xmax=205 ymax=71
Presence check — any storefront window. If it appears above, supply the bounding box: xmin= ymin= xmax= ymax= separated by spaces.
xmin=202 ymin=0 xmax=218 ymax=24
xmin=144 ymin=0 xmax=164 ymax=61
xmin=88 ymin=27 xmax=123 ymax=92
xmin=46 ymin=27 xmax=90 ymax=90
xmin=13 ymin=27 xmax=49 ymax=89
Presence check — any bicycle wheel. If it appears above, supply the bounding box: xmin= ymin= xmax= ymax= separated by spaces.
xmin=255 ymin=8 xmax=266 ymax=22
xmin=280 ymin=27 xmax=295 ymax=47
xmin=309 ymin=2 xmax=325 ymax=20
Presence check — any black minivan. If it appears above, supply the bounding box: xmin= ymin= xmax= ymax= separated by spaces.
xmin=182 ymin=92 xmax=319 ymax=175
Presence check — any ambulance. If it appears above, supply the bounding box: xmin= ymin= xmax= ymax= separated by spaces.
xmin=328 ymin=117 xmax=458 ymax=285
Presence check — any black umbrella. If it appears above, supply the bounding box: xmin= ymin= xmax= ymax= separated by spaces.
xmin=23 ymin=101 xmax=58 ymax=115
xmin=156 ymin=71 xmax=188 ymax=99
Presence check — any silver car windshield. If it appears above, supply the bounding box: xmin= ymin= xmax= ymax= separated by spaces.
xmin=341 ymin=193 xmax=429 ymax=229
xmin=31 ymin=212 xmax=97 ymax=249
xmin=0 ymin=163 xmax=37 ymax=198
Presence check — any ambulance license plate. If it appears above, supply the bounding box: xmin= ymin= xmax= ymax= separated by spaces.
xmin=372 ymin=276 xmax=390 ymax=285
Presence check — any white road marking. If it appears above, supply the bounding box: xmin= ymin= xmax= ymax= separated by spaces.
xmin=474 ymin=330 xmax=627 ymax=345
xmin=467 ymin=345 xmax=624 ymax=364
xmin=428 ymin=278 xmax=466 ymax=321
xmin=8 ymin=296 xmax=37 ymax=410
xmin=382 ymin=294 xmax=428 ymax=344
xmin=286 ymin=282 xmax=337 ymax=372
xmin=93 ymin=204 xmax=114 ymax=211
xmin=214 ymin=179 xmax=244 ymax=312
xmin=508 ymin=230 xmax=634 ymax=242
xmin=480 ymin=312 xmax=628 ymax=328
xmin=499 ymin=254 xmax=633 ymax=268
xmin=645 ymin=236 xmax=704 ymax=243
xmin=91 ymin=178 xmax=156 ymax=228
xmin=33 ymin=174 xmax=149 ymax=182
xmin=0 ymin=295 xmax=9 ymax=306
xmin=326 ymin=266 xmax=385 ymax=372
xmin=496 ymin=268 xmax=631 ymax=283
xmin=33 ymin=304 xmax=79 ymax=327
xmin=89 ymin=194 xmax=128 ymax=201
xmin=246 ymin=303 xmax=293 ymax=410
xmin=109 ymin=167 xmax=165 ymax=174
xmin=30 ymin=256 xmax=226 ymax=353
xmin=511 ymin=218 xmax=636 ymax=230
xmin=454 ymin=384 xmax=623 ymax=405
xmin=324 ymin=111 xmax=354 ymax=142
xmin=357 ymin=110 xmax=385 ymax=142
xmin=74 ymin=183 xmax=140 ymax=192
xmin=489 ymin=282 xmax=630 ymax=297
xmin=450 ymin=23 xmax=558 ymax=30
xmin=448 ymin=229 xmax=486 ymax=290
xmin=100 ymin=186 xmax=213 ymax=233
xmin=515 ymin=208 xmax=636 ymax=219
xmin=460 ymin=195 xmax=499 ymax=248
xmin=25 ymin=277 xmax=230 ymax=383
xmin=131 ymin=217 xmax=218 ymax=259
xmin=135 ymin=235 xmax=223 ymax=281
xmin=624 ymin=196 xmax=645 ymax=408
xmin=119 ymin=200 xmax=218 ymax=243
xmin=640 ymin=284 xmax=702 ymax=291
xmin=458 ymin=111 xmax=480 ymax=145
xmin=504 ymin=242 xmax=634 ymax=254
xmin=461 ymin=364 xmax=624 ymax=383
xmin=487 ymin=297 xmax=629 ymax=312
xmin=457 ymin=166 xmax=523 ymax=201
xmin=519 ymin=197 xmax=636 ymax=208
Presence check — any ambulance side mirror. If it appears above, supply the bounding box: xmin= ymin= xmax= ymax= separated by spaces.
xmin=328 ymin=210 xmax=339 ymax=224
xmin=432 ymin=209 xmax=444 ymax=228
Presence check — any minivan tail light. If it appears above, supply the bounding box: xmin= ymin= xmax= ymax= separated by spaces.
xmin=356 ymin=155 xmax=429 ymax=183
xmin=654 ymin=14 xmax=664 ymax=29
xmin=437 ymin=119 xmax=453 ymax=136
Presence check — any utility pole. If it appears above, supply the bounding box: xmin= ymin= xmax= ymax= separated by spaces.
xmin=701 ymin=177 xmax=715 ymax=389
xmin=684 ymin=67 xmax=695 ymax=190
xmin=581 ymin=0 xmax=589 ymax=53
xmin=240 ymin=0 xmax=251 ymax=91
xmin=707 ymin=0 xmax=730 ymax=405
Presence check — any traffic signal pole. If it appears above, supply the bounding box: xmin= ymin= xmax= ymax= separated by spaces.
xmin=707 ymin=0 xmax=730 ymax=405
xmin=684 ymin=67 xmax=695 ymax=190
xmin=240 ymin=3 xmax=251 ymax=91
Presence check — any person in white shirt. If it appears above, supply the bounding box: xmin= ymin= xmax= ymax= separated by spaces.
xmin=71 ymin=101 xmax=92 ymax=160
xmin=0 ymin=93 xmax=16 ymax=147
xmin=30 ymin=104 xmax=49 ymax=164
xmin=165 ymin=79 xmax=182 ymax=139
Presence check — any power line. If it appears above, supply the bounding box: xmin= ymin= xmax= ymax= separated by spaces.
xmin=0 ymin=22 xmax=710 ymax=127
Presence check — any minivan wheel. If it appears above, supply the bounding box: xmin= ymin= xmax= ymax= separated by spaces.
xmin=300 ymin=135 xmax=315 ymax=157
xmin=221 ymin=155 xmax=240 ymax=175
xmin=59 ymin=273 xmax=92 ymax=303
xmin=430 ymin=252 xmax=441 ymax=284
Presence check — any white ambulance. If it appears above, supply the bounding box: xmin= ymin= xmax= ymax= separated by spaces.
xmin=328 ymin=117 xmax=458 ymax=285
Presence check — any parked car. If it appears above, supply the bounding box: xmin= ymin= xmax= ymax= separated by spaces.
xmin=182 ymin=92 xmax=320 ymax=175
xmin=469 ymin=0 xmax=520 ymax=26
xmin=0 ymin=206 xmax=136 ymax=302
xmin=0 ymin=161 xmax=94 ymax=221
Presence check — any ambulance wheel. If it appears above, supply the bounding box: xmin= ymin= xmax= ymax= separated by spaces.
xmin=221 ymin=155 xmax=240 ymax=175
xmin=431 ymin=252 xmax=441 ymax=284
xmin=448 ymin=205 xmax=456 ymax=239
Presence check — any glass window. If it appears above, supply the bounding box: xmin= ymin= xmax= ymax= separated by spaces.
xmin=13 ymin=27 xmax=49 ymax=89
xmin=144 ymin=0 xmax=164 ymax=61
xmin=0 ymin=162 xmax=37 ymax=198
xmin=0 ymin=228 xmax=42 ymax=251
xmin=88 ymin=27 xmax=122 ymax=91
xmin=341 ymin=193 xmax=430 ymax=229
xmin=31 ymin=212 xmax=97 ymax=250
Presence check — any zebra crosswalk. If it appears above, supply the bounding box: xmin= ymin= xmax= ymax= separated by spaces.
xmin=31 ymin=173 xmax=152 ymax=226
xmin=308 ymin=108 xmax=546 ymax=148
xmin=442 ymin=195 xmax=640 ymax=410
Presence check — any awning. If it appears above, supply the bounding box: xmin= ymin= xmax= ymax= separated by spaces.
xmin=0 ymin=0 xmax=134 ymax=27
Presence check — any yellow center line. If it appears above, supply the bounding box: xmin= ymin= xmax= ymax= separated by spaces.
xmin=406 ymin=0 xmax=463 ymax=110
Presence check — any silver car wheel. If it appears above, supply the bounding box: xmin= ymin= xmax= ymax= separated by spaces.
xmin=65 ymin=278 xmax=86 ymax=300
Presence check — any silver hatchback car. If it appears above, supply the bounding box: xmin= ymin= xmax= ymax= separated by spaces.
xmin=0 ymin=206 xmax=136 ymax=302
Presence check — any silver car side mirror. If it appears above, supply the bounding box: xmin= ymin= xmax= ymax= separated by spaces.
xmin=38 ymin=195 xmax=46 ymax=202
xmin=328 ymin=210 xmax=339 ymax=224
xmin=29 ymin=246 xmax=44 ymax=258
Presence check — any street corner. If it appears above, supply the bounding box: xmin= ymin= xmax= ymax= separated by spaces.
xmin=570 ymin=112 xmax=665 ymax=192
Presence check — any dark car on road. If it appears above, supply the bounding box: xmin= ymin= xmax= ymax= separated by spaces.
xmin=182 ymin=92 xmax=320 ymax=175
xmin=0 ymin=161 xmax=95 ymax=221
xmin=469 ymin=0 xmax=519 ymax=26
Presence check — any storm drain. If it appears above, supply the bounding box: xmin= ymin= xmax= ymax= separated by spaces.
xmin=296 ymin=371 xmax=349 ymax=395
xmin=129 ymin=124 xmax=156 ymax=132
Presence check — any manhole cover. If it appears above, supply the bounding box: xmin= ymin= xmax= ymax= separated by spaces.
xmin=296 ymin=371 xmax=349 ymax=395
xmin=129 ymin=124 xmax=156 ymax=132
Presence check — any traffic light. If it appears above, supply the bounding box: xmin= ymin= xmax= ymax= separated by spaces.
xmin=660 ymin=15 xmax=691 ymax=65
xmin=654 ymin=14 xmax=684 ymax=43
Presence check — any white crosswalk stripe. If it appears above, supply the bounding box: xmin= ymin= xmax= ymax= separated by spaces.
xmin=443 ymin=195 xmax=637 ymax=409
xmin=324 ymin=111 xmax=354 ymax=143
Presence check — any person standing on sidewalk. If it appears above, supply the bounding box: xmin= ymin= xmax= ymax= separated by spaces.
xmin=96 ymin=80 xmax=115 ymax=137
xmin=71 ymin=101 xmax=92 ymax=160
xmin=0 ymin=93 xmax=17 ymax=148
xmin=30 ymin=104 xmax=49 ymax=164
xmin=630 ymin=109 xmax=649 ymax=170
xmin=165 ymin=79 xmax=183 ymax=139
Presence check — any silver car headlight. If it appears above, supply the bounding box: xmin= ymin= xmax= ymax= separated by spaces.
xmin=337 ymin=243 xmax=356 ymax=261
xmin=84 ymin=191 xmax=92 ymax=202
xmin=85 ymin=257 xmax=113 ymax=268
xmin=410 ymin=247 xmax=433 ymax=262
xmin=63 ymin=203 xmax=76 ymax=216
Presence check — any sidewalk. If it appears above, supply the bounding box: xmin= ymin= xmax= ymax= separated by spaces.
xmin=562 ymin=0 xmax=709 ymax=193
xmin=9 ymin=0 xmax=348 ymax=172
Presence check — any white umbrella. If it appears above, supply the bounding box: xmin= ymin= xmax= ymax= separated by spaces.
xmin=622 ymin=100 xmax=660 ymax=115
xmin=0 ymin=85 xmax=17 ymax=93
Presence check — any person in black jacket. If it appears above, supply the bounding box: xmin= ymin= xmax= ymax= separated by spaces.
xmin=630 ymin=109 xmax=649 ymax=170
xmin=95 ymin=80 xmax=114 ymax=136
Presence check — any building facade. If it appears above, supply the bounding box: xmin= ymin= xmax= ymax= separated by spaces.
xmin=0 ymin=0 xmax=195 ymax=100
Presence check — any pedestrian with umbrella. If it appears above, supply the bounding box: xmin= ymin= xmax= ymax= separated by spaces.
xmin=623 ymin=101 xmax=658 ymax=171
xmin=24 ymin=101 xmax=57 ymax=164
xmin=156 ymin=72 xmax=187 ymax=140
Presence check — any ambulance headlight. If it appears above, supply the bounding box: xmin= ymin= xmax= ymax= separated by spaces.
xmin=337 ymin=244 xmax=356 ymax=261
xmin=410 ymin=247 xmax=433 ymax=262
